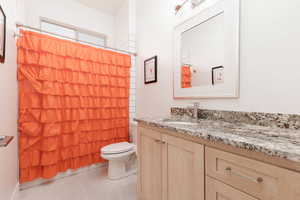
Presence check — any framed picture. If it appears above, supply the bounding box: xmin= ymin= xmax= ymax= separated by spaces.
xmin=212 ymin=66 xmax=224 ymax=85
xmin=0 ymin=6 xmax=6 ymax=63
xmin=144 ymin=56 xmax=157 ymax=84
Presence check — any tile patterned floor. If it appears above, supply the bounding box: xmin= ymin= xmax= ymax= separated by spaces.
xmin=16 ymin=167 xmax=137 ymax=200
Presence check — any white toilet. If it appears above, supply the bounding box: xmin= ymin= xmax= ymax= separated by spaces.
xmin=101 ymin=122 xmax=137 ymax=180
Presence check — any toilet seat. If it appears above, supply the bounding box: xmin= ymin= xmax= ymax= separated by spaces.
xmin=101 ymin=149 xmax=135 ymax=160
xmin=101 ymin=142 xmax=135 ymax=155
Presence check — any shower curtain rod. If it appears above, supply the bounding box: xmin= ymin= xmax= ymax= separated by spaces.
xmin=15 ymin=23 xmax=138 ymax=57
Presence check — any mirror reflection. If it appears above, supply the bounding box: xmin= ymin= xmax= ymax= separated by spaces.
xmin=180 ymin=13 xmax=224 ymax=88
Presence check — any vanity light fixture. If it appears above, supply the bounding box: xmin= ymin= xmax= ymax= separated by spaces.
xmin=191 ymin=0 xmax=205 ymax=9
xmin=175 ymin=0 xmax=189 ymax=15
xmin=175 ymin=0 xmax=205 ymax=15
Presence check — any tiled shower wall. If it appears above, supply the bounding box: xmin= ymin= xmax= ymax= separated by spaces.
xmin=129 ymin=35 xmax=136 ymax=121
xmin=114 ymin=0 xmax=136 ymax=123
xmin=117 ymin=34 xmax=136 ymax=122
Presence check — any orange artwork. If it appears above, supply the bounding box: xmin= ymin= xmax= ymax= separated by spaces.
xmin=181 ymin=65 xmax=192 ymax=88
xmin=17 ymin=30 xmax=131 ymax=183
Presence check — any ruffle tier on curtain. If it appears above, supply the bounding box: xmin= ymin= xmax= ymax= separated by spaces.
xmin=17 ymin=30 xmax=131 ymax=183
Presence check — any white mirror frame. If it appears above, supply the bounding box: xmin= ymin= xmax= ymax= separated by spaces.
xmin=173 ymin=0 xmax=240 ymax=99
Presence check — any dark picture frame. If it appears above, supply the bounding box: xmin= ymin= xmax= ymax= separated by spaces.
xmin=0 ymin=6 xmax=6 ymax=63
xmin=144 ymin=56 xmax=157 ymax=84
xmin=212 ymin=66 xmax=224 ymax=85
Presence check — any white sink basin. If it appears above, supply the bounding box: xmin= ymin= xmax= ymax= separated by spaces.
xmin=163 ymin=121 xmax=199 ymax=126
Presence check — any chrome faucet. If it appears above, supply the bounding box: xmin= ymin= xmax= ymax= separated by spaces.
xmin=188 ymin=102 xmax=199 ymax=121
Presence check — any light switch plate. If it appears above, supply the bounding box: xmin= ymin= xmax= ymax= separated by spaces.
xmin=215 ymin=69 xmax=224 ymax=83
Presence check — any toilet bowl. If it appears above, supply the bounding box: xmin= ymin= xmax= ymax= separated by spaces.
xmin=101 ymin=142 xmax=136 ymax=180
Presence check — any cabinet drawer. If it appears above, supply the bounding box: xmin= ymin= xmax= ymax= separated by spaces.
xmin=206 ymin=147 xmax=285 ymax=200
xmin=206 ymin=176 xmax=258 ymax=200
xmin=138 ymin=126 xmax=162 ymax=140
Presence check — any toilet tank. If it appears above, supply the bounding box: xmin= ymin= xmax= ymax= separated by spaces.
xmin=129 ymin=121 xmax=138 ymax=145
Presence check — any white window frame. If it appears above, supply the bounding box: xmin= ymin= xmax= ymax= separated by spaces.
xmin=40 ymin=17 xmax=107 ymax=47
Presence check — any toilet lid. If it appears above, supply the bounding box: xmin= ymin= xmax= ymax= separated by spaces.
xmin=101 ymin=142 xmax=135 ymax=154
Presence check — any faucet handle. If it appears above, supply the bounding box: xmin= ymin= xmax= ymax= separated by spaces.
xmin=191 ymin=102 xmax=200 ymax=107
xmin=186 ymin=102 xmax=199 ymax=109
xmin=187 ymin=102 xmax=199 ymax=120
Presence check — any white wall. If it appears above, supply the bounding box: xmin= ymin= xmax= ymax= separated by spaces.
xmin=115 ymin=0 xmax=130 ymax=50
xmin=0 ymin=0 xmax=21 ymax=199
xmin=136 ymin=0 xmax=300 ymax=118
xmin=21 ymin=0 xmax=116 ymax=47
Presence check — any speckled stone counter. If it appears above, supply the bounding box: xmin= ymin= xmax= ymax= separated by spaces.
xmin=135 ymin=116 xmax=300 ymax=164
xmin=171 ymin=107 xmax=300 ymax=130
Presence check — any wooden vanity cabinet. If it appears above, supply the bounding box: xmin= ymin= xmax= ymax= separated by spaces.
xmin=138 ymin=127 xmax=163 ymax=200
xmin=138 ymin=125 xmax=300 ymax=200
xmin=137 ymin=127 xmax=205 ymax=200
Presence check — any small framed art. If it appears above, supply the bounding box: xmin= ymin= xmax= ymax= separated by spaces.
xmin=212 ymin=66 xmax=224 ymax=85
xmin=144 ymin=56 xmax=157 ymax=84
xmin=0 ymin=6 xmax=6 ymax=63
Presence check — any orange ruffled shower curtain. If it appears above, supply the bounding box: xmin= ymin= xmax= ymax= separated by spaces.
xmin=17 ymin=30 xmax=131 ymax=183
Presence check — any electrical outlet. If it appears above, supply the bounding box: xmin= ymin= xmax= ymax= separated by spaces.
xmin=191 ymin=0 xmax=205 ymax=9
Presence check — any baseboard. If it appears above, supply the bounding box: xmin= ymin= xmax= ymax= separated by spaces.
xmin=11 ymin=182 xmax=20 ymax=200
xmin=20 ymin=162 xmax=108 ymax=190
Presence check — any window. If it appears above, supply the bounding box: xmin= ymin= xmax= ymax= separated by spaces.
xmin=40 ymin=19 xmax=107 ymax=46
xmin=41 ymin=21 xmax=76 ymax=39
xmin=77 ymin=32 xmax=106 ymax=46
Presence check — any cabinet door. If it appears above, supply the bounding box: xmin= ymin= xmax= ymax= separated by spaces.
xmin=280 ymin=171 xmax=300 ymax=200
xmin=289 ymin=176 xmax=300 ymax=200
xmin=138 ymin=127 xmax=163 ymax=200
xmin=162 ymin=134 xmax=204 ymax=200
xmin=206 ymin=176 xmax=259 ymax=200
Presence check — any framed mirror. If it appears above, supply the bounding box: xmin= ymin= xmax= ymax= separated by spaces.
xmin=173 ymin=0 xmax=240 ymax=99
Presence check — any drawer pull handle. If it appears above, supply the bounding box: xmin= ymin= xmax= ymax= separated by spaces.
xmin=225 ymin=167 xmax=264 ymax=183
xmin=154 ymin=139 xmax=166 ymax=144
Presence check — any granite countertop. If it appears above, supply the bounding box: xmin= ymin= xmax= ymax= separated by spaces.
xmin=135 ymin=117 xmax=300 ymax=163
